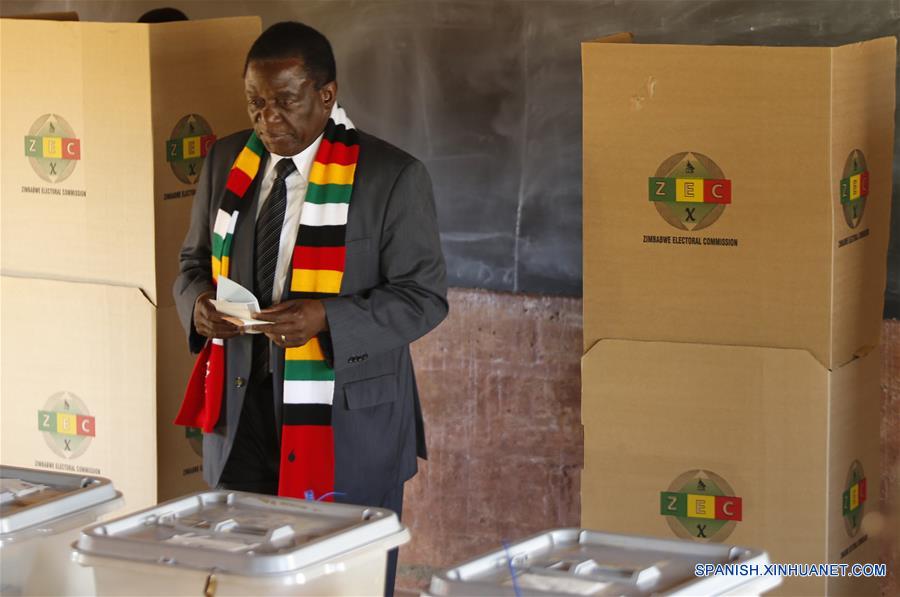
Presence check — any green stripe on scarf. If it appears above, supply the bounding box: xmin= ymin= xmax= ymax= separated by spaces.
xmin=285 ymin=359 xmax=337 ymax=381
xmin=306 ymin=182 xmax=353 ymax=205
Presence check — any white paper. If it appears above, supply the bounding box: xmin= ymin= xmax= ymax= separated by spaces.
xmin=0 ymin=478 xmax=48 ymax=503
xmin=212 ymin=276 xmax=267 ymax=328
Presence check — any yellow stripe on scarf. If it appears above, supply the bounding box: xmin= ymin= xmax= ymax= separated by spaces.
xmin=286 ymin=337 xmax=326 ymax=361
xmin=290 ymin=269 xmax=343 ymax=294
xmin=211 ymin=255 xmax=231 ymax=282
xmin=234 ymin=146 xmax=262 ymax=176
xmin=309 ymin=161 xmax=356 ymax=186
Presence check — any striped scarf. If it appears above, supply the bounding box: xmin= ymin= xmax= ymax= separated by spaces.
xmin=176 ymin=105 xmax=358 ymax=501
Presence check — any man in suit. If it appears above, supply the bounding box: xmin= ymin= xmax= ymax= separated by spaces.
xmin=174 ymin=21 xmax=447 ymax=595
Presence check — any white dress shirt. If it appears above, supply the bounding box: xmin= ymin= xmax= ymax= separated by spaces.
xmin=256 ymin=132 xmax=324 ymax=304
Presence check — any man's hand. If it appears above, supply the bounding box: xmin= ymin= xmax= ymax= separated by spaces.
xmin=254 ymin=299 xmax=328 ymax=349
xmin=193 ymin=290 xmax=243 ymax=340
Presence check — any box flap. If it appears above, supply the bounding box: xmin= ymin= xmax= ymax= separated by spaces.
xmin=584 ymin=32 xmax=634 ymax=45
xmin=581 ymin=336 xmax=823 ymax=369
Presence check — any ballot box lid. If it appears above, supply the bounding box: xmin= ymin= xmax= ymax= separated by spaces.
xmin=0 ymin=465 xmax=121 ymax=538
xmin=73 ymin=490 xmax=408 ymax=576
xmin=428 ymin=528 xmax=781 ymax=596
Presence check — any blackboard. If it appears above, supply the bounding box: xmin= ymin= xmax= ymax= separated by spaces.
xmin=5 ymin=0 xmax=899 ymax=313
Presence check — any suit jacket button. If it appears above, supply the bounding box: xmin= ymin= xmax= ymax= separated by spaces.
xmin=361 ymin=354 xmax=368 ymax=361
xmin=234 ymin=377 xmax=245 ymax=388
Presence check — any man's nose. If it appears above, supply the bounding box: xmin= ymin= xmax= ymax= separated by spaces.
xmin=260 ymin=104 xmax=283 ymax=123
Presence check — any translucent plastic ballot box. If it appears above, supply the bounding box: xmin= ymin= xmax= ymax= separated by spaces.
xmin=72 ymin=490 xmax=410 ymax=596
xmin=0 ymin=465 xmax=123 ymax=596
xmin=427 ymin=528 xmax=781 ymax=596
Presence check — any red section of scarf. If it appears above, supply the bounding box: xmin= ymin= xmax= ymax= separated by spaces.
xmin=318 ymin=138 xmax=359 ymax=165
xmin=174 ymin=342 xmax=223 ymax=432
xmin=225 ymin=167 xmax=252 ymax=197
xmin=278 ymin=425 xmax=335 ymax=501
xmin=292 ymin=245 xmax=347 ymax=271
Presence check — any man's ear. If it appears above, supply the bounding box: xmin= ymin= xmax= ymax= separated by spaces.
xmin=320 ymin=81 xmax=337 ymax=109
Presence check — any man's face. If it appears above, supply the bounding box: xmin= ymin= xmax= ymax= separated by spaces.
xmin=244 ymin=57 xmax=335 ymax=156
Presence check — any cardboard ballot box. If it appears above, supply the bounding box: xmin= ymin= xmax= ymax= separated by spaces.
xmin=582 ymin=34 xmax=896 ymax=369
xmin=581 ymin=339 xmax=882 ymax=597
xmin=1 ymin=16 xmax=260 ymax=308
xmin=581 ymin=34 xmax=895 ymax=597
xmin=0 ymin=16 xmax=262 ymax=503
xmin=1 ymin=276 xmax=158 ymax=511
xmin=0 ymin=275 xmax=209 ymax=510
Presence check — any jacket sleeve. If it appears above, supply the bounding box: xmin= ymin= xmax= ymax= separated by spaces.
xmin=173 ymin=141 xmax=218 ymax=354
xmin=323 ymin=159 xmax=448 ymax=371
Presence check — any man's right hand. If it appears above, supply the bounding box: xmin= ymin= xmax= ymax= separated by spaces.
xmin=193 ymin=290 xmax=243 ymax=340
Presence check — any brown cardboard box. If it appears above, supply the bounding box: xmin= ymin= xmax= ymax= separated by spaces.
xmin=0 ymin=16 xmax=261 ymax=503
xmin=0 ymin=275 xmax=207 ymax=509
xmin=581 ymin=339 xmax=882 ymax=596
xmin=0 ymin=276 xmax=158 ymax=511
xmin=582 ymin=35 xmax=896 ymax=369
xmin=0 ymin=16 xmax=261 ymax=308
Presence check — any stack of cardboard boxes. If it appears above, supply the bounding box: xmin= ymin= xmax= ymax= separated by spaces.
xmin=581 ymin=34 xmax=896 ymax=595
xmin=0 ymin=16 xmax=261 ymax=510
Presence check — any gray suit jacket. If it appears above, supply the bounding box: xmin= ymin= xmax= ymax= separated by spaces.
xmin=174 ymin=128 xmax=448 ymax=506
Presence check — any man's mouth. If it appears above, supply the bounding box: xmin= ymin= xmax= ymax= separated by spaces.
xmin=259 ymin=130 xmax=290 ymax=139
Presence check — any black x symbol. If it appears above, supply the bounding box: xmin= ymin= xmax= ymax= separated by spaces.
xmin=685 ymin=207 xmax=696 ymax=222
xmin=188 ymin=163 xmax=197 ymax=176
xmin=64 ymin=439 xmax=72 ymax=451
xmin=49 ymin=162 xmax=58 ymax=175
xmin=696 ymin=524 xmax=707 ymax=538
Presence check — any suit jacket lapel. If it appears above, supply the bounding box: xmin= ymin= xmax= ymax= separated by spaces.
xmin=227 ymin=152 xmax=286 ymax=441
xmin=223 ymin=151 xmax=267 ymax=454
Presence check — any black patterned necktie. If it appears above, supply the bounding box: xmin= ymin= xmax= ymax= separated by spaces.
xmin=255 ymin=158 xmax=297 ymax=309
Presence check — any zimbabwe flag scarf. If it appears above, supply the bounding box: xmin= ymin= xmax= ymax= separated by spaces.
xmin=176 ymin=105 xmax=358 ymax=501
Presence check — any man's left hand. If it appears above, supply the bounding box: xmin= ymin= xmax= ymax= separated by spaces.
xmin=253 ymin=299 xmax=328 ymax=348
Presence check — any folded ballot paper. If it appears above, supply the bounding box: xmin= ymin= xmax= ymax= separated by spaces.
xmin=0 ymin=478 xmax=48 ymax=504
xmin=211 ymin=276 xmax=267 ymax=331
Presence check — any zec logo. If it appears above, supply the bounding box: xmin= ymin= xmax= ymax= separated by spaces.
xmin=649 ymin=152 xmax=732 ymax=231
xmin=660 ymin=469 xmax=743 ymax=542
xmin=37 ymin=392 xmax=95 ymax=459
xmin=839 ymin=150 xmax=868 ymax=229
xmin=24 ymin=114 xmax=81 ymax=183
xmin=166 ymin=114 xmax=216 ymax=184
xmin=842 ymin=460 xmax=867 ymax=538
